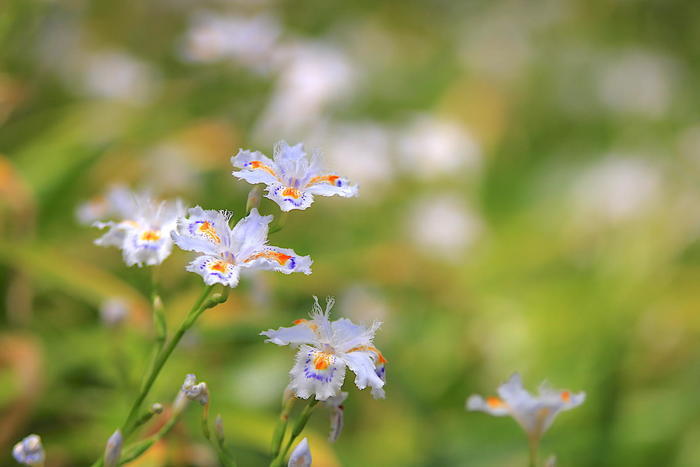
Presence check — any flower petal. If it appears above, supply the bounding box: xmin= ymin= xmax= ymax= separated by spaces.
xmin=341 ymin=350 xmax=385 ymax=399
xmin=290 ymin=345 xmax=346 ymax=401
xmin=186 ymin=255 xmax=240 ymax=287
xmin=230 ymin=208 xmax=272 ymax=260
xmin=122 ymin=227 xmax=173 ymax=267
xmin=466 ymin=395 xmax=510 ymax=416
xmin=241 ymin=246 xmax=312 ymax=275
xmin=265 ymin=183 xmax=314 ymax=212
xmin=332 ymin=318 xmax=379 ymax=353
xmin=304 ymin=174 xmax=358 ymax=198
xmin=260 ymin=322 xmax=318 ymax=346
xmin=94 ymin=220 xmax=132 ymax=248
xmin=172 ymin=206 xmax=231 ymax=255
xmin=231 ymin=149 xmax=281 ymax=185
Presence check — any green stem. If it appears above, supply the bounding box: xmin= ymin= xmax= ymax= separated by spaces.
xmin=115 ymin=408 xmax=182 ymax=465
xmin=121 ymin=285 xmax=215 ymax=438
xmin=270 ymin=398 xmax=319 ymax=467
xmin=201 ymin=403 xmax=236 ymax=467
xmin=270 ymin=396 xmax=295 ymax=458
xmin=528 ymin=436 xmax=540 ymax=467
xmin=150 ymin=266 xmax=167 ymax=350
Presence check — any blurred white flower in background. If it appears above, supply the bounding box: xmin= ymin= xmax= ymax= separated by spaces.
xmin=596 ymin=50 xmax=676 ymax=118
xmin=396 ymin=115 xmax=481 ymax=180
xmin=255 ymin=42 xmax=357 ymax=141
xmin=181 ymin=12 xmax=281 ymax=73
xmin=307 ymin=122 xmax=394 ymax=197
xmin=142 ymin=143 xmax=200 ymax=194
xmin=406 ymin=194 xmax=483 ymax=261
xmin=459 ymin=11 xmax=533 ymax=82
xmin=571 ymin=156 xmax=662 ymax=223
xmin=339 ymin=284 xmax=390 ymax=324
xmin=458 ymin=1 xmax=568 ymax=82
xmin=81 ymin=51 xmax=160 ymax=104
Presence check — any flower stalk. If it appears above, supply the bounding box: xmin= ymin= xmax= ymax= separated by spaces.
xmin=271 ymin=393 xmax=296 ymax=458
xmin=270 ymin=398 xmax=319 ymax=467
xmin=121 ymin=284 xmax=217 ymax=438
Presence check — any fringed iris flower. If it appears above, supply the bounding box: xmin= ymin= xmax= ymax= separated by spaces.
xmin=231 ymin=141 xmax=358 ymax=212
xmin=467 ymin=373 xmax=585 ymax=442
xmin=172 ymin=207 xmax=312 ymax=288
xmin=262 ymin=297 xmax=386 ymax=401
xmin=93 ymin=190 xmax=184 ymax=267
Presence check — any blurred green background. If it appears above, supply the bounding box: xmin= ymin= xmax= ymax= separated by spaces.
xmin=2 ymin=0 xmax=700 ymax=465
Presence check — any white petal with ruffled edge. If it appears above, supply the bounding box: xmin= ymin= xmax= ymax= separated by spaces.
xmin=304 ymin=175 xmax=358 ymax=198
xmin=341 ymin=351 xmax=385 ymax=399
xmin=242 ymin=246 xmax=312 ymax=275
xmin=172 ymin=206 xmax=231 ymax=255
xmin=231 ymin=149 xmax=281 ymax=185
xmin=290 ymin=345 xmax=347 ymax=401
xmin=265 ymin=183 xmax=315 ymax=212
xmin=186 ymin=255 xmax=240 ymax=287
xmin=122 ymin=227 xmax=173 ymax=267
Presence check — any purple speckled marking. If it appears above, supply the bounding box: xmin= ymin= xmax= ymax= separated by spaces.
xmin=303 ymin=353 xmax=336 ymax=383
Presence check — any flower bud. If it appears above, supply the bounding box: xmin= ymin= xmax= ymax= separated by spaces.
xmin=288 ymin=437 xmax=311 ymax=467
xmin=246 ymin=185 xmax=263 ymax=213
xmin=181 ymin=373 xmax=209 ymax=405
xmin=215 ymin=414 xmax=226 ymax=444
xmin=103 ymin=429 xmax=122 ymax=467
xmin=150 ymin=402 xmax=164 ymax=414
xmin=12 ymin=434 xmax=45 ymax=467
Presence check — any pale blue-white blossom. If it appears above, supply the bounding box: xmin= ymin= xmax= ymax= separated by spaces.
xmin=92 ymin=189 xmax=184 ymax=267
xmin=261 ymin=297 xmax=386 ymax=401
xmin=76 ymin=185 xmax=137 ymax=225
xmin=232 ymin=141 xmax=358 ymax=212
xmin=467 ymin=373 xmax=584 ymax=441
xmin=172 ymin=207 xmax=311 ymax=287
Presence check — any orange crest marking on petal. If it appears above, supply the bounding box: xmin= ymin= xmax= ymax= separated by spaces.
xmin=561 ymin=391 xmax=571 ymax=402
xmin=312 ymin=351 xmax=334 ymax=370
xmin=140 ymin=230 xmax=161 ymax=241
xmin=347 ymin=345 xmax=387 ymax=364
xmin=209 ymin=260 xmax=229 ymax=273
xmin=198 ymin=221 xmax=221 ymax=243
xmin=249 ymin=160 xmax=278 ymax=177
xmin=306 ymin=175 xmax=340 ymax=187
xmin=282 ymin=187 xmax=302 ymax=199
xmin=293 ymin=319 xmax=319 ymax=331
xmin=486 ymin=397 xmax=506 ymax=409
xmin=245 ymin=251 xmax=293 ymax=265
